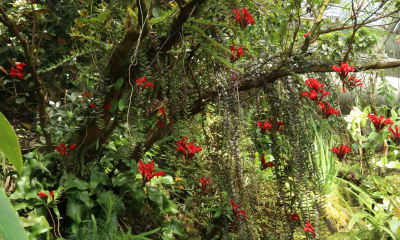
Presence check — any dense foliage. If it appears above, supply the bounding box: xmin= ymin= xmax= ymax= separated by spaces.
xmin=1 ymin=0 xmax=400 ymax=239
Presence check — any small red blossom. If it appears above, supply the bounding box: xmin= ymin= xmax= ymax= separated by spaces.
xmin=332 ymin=62 xmax=355 ymax=80
xmin=231 ymin=72 xmax=238 ymax=81
xmin=10 ymin=67 xmax=24 ymax=79
xmin=389 ymin=125 xmax=400 ymax=144
xmin=233 ymin=7 xmax=255 ymax=29
xmin=230 ymin=45 xmax=244 ymax=63
xmin=331 ymin=143 xmax=351 ymax=160
xmin=301 ymin=78 xmax=330 ymax=102
xmin=304 ymin=221 xmax=316 ymax=237
xmin=319 ymin=102 xmax=340 ymax=118
xmin=38 ymin=192 xmax=48 ymax=199
xmin=256 ymin=119 xmax=284 ymax=135
xmin=90 ymin=104 xmax=95 ymax=109
xmin=343 ymin=75 xmax=363 ymax=92
xmin=303 ymin=31 xmax=309 ymax=37
xmin=55 ymin=142 xmax=76 ymax=156
xmin=136 ymin=77 xmax=147 ymax=93
xmin=367 ymin=113 xmax=393 ymax=132
xmin=159 ymin=107 xmax=167 ymax=121
xmin=49 ymin=191 xmax=54 ymax=198
xmin=261 ymin=154 xmax=275 ymax=169
xmin=68 ymin=143 xmax=76 ymax=152
xmin=105 ymin=103 xmax=112 ymax=110
xmin=16 ymin=62 xmax=26 ymax=71
xmin=176 ymin=137 xmax=202 ymax=159
xmin=291 ymin=212 xmax=300 ymax=221
xmin=200 ymin=177 xmax=210 ymax=192
xmin=142 ymin=81 xmax=154 ymax=92
xmin=229 ymin=198 xmax=247 ymax=222
xmin=156 ymin=120 xmax=163 ymax=128
xmin=138 ymin=160 xmax=165 ymax=184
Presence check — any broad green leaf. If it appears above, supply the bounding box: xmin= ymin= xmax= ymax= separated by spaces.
xmin=66 ymin=197 xmax=89 ymax=234
xmin=90 ymin=168 xmax=108 ymax=188
xmin=152 ymin=7 xmax=162 ymax=18
xmin=0 ymin=111 xmax=23 ymax=175
xmin=389 ymin=220 xmax=400 ymax=240
xmin=170 ymin=218 xmax=183 ymax=236
xmin=63 ymin=174 xmax=90 ymax=190
xmin=0 ymin=189 xmax=29 ymax=240
xmin=114 ymin=78 xmax=123 ymax=90
xmin=390 ymin=196 xmax=400 ymax=220
xmin=112 ymin=172 xmax=135 ymax=187
xmin=110 ymin=99 xmax=118 ymax=112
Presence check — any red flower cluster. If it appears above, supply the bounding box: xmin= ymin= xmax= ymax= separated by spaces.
xmin=332 ymin=62 xmax=354 ymax=80
xmin=200 ymin=177 xmax=210 ymax=192
xmin=319 ymin=102 xmax=340 ymax=118
xmin=229 ymin=198 xmax=247 ymax=222
xmin=301 ymin=78 xmax=330 ymax=103
xmin=10 ymin=62 xmax=26 ymax=79
xmin=290 ymin=212 xmax=300 ymax=221
xmin=156 ymin=120 xmax=163 ymax=128
xmin=331 ymin=143 xmax=351 ymax=160
xmin=90 ymin=104 xmax=98 ymax=109
xmin=229 ymin=46 xmax=244 ymax=63
xmin=261 ymin=154 xmax=274 ymax=169
xmin=256 ymin=119 xmax=284 ymax=135
xmin=343 ymin=75 xmax=363 ymax=93
xmin=138 ymin=160 xmax=165 ymax=184
xmin=176 ymin=137 xmax=202 ymax=160
xmin=389 ymin=125 xmax=400 ymax=144
xmin=136 ymin=76 xmax=154 ymax=93
xmin=55 ymin=143 xmax=76 ymax=156
xmin=304 ymin=221 xmax=316 ymax=237
xmin=159 ymin=108 xmax=167 ymax=121
xmin=367 ymin=113 xmax=393 ymax=132
xmin=233 ymin=7 xmax=255 ymax=29
xmin=38 ymin=192 xmax=48 ymax=199
xmin=303 ymin=31 xmax=309 ymax=37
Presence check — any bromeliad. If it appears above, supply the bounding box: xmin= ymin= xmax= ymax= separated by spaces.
xmin=233 ymin=7 xmax=255 ymax=29
xmin=319 ymin=102 xmax=340 ymax=118
xmin=230 ymin=46 xmax=244 ymax=63
xmin=256 ymin=119 xmax=284 ymax=135
xmin=389 ymin=125 xmax=400 ymax=144
xmin=301 ymin=78 xmax=330 ymax=103
xmin=176 ymin=137 xmax=202 ymax=159
xmin=200 ymin=177 xmax=210 ymax=192
xmin=304 ymin=221 xmax=316 ymax=237
xmin=229 ymin=198 xmax=247 ymax=222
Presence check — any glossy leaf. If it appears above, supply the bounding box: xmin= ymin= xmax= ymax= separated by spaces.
xmin=0 ymin=111 xmax=23 ymax=175
xmin=0 ymin=188 xmax=29 ymax=240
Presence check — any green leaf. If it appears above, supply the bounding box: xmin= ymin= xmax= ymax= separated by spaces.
xmin=0 ymin=111 xmax=23 ymax=175
xmin=118 ymin=99 xmax=125 ymax=111
xmin=90 ymin=168 xmax=108 ymax=188
xmin=368 ymin=131 xmax=379 ymax=141
xmin=66 ymin=197 xmax=89 ymax=234
xmin=15 ymin=97 xmax=26 ymax=104
xmin=0 ymin=188 xmax=29 ymax=240
xmin=112 ymin=172 xmax=136 ymax=187
xmin=170 ymin=218 xmax=183 ymax=236
xmin=63 ymin=174 xmax=90 ymax=190
xmin=152 ymin=7 xmax=163 ymax=18
xmin=114 ymin=78 xmax=124 ymax=90
xmin=110 ymin=99 xmax=118 ymax=112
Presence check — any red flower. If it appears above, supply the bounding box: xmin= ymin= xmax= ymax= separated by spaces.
xmin=290 ymin=212 xmax=300 ymax=221
xmin=38 ymin=192 xmax=48 ymax=199
xmin=319 ymin=102 xmax=340 ymax=118
xmin=301 ymin=78 xmax=330 ymax=102
xmin=90 ymin=104 xmax=95 ymax=109
xmin=332 ymin=62 xmax=355 ymax=80
xmin=303 ymin=31 xmax=309 ymax=37
xmin=142 ymin=81 xmax=154 ymax=92
xmin=138 ymin=160 xmax=165 ymax=184
xmin=104 ymin=102 xmax=112 ymax=110
xmin=344 ymin=75 xmax=363 ymax=92
xmin=200 ymin=177 xmax=210 ymax=192
xmin=159 ymin=107 xmax=167 ymax=121
xmin=367 ymin=113 xmax=393 ymax=132
xmin=55 ymin=142 xmax=66 ymax=156
xmin=233 ymin=7 xmax=255 ymax=29
xmin=55 ymin=142 xmax=76 ymax=156
xmin=156 ymin=120 xmax=163 ymax=128
xmin=261 ymin=154 xmax=275 ymax=169
xmin=16 ymin=62 xmax=26 ymax=71
xmin=229 ymin=198 xmax=247 ymax=222
xmin=231 ymin=73 xmax=238 ymax=81
xmin=186 ymin=142 xmax=203 ymax=160
xmin=10 ymin=67 xmax=24 ymax=79
xmin=230 ymin=45 xmax=244 ymax=63
xmin=256 ymin=119 xmax=284 ymax=134
xmin=49 ymin=191 xmax=54 ymax=199
xmin=136 ymin=77 xmax=147 ymax=93
xmin=68 ymin=143 xmax=76 ymax=152
xmin=331 ymin=143 xmax=351 ymax=160
xmin=389 ymin=125 xmax=400 ymax=144
xmin=304 ymin=221 xmax=316 ymax=237
xmin=176 ymin=137 xmax=202 ymax=159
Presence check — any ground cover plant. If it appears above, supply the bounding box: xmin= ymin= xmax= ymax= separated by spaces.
xmin=1 ymin=0 xmax=400 ymax=239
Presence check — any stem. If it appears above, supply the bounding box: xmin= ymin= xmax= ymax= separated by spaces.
xmin=44 ymin=202 xmax=61 ymax=238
